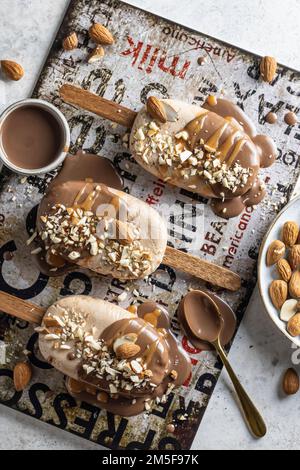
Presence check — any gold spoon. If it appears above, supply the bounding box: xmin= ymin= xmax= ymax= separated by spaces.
xmin=184 ymin=290 xmax=267 ymax=438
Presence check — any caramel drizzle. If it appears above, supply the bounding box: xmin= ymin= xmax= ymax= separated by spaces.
xmin=184 ymin=110 xmax=250 ymax=166
xmin=73 ymin=183 xmax=101 ymax=211
xmin=226 ymin=138 xmax=247 ymax=167
xmin=143 ymin=308 xmax=161 ymax=328
xmin=72 ymin=182 xmax=122 ymax=221
xmin=206 ymin=122 xmax=229 ymax=152
xmin=218 ymin=130 xmax=243 ymax=162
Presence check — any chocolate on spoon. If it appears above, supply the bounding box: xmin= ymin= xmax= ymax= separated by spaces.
xmin=178 ymin=290 xmax=236 ymax=350
xmin=178 ymin=289 xmax=266 ymax=438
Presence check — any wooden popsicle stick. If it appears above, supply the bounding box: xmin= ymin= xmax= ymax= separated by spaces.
xmin=0 ymin=291 xmax=46 ymax=324
xmin=60 ymin=84 xmax=137 ymax=128
xmin=163 ymin=246 xmax=241 ymax=292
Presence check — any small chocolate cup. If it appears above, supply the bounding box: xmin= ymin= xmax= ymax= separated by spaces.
xmin=0 ymin=98 xmax=70 ymax=175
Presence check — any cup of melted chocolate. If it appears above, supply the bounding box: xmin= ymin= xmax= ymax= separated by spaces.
xmin=0 ymin=99 xmax=70 ymax=175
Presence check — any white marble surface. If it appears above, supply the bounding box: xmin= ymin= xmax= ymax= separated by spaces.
xmin=1 ymin=0 xmax=300 ymax=450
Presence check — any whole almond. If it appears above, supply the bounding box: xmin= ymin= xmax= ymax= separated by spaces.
xmin=1 ymin=60 xmax=24 ymax=81
xmin=116 ymin=342 xmax=141 ymax=359
xmin=87 ymin=45 xmax=105 ymax=63
xmin=289 ymin=270 xmax=300 ymax=298
xmin=13 ymin=362 xmax=32 ymax=391
xmin=288 ymin=313 xmax=300 ymax=336
xmin=282 ymin=221 xmax=299 ymax=247
xmin=266 ymin=240 xmax=285 ymax=266
xmin=260 ymin=56 xmax=277 ymax=83
xmin=289 ymin=244 xmax=300 ymax=270
xmin=276 ymin=258 xmax=292 ymax=282
xmin=147 ymin=96 xmax=167 ymax=123
xmin=62 ymin=32 xmax=78 ymax=51
xmin=89 ymin=23 xmax=114 ymax=45
xmin=282 ymin=368 xmax=299 ymax=395
xmin=269 ymin=279 xmax=287 ymax=309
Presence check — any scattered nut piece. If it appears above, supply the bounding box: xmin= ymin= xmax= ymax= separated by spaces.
xmin=260 ymin=56 xmax=277 ymax=83
xmin=62 ymin=32 xmax=78 ymax=51
xmin=43 ymin=317 xmax=60 ymax=328
xmin=266 ymin=240 xmax=285 ymax=266
xmin=269 ymin=280 xmax=288 ymax=309
xmin=282 ymin=368 xmax=299 ymax=395
xmin=88 ymin=45 xmax=105 ymax=63
xmin=143 ymin=369 xmax=153 ymax=378
xmin=13 ymin=362 xmax=32 ymax=391
xmin=277 ymin=258 xmax=292 ymax=282
xmin=282 ymin=221 xmax=299 ymax=247
xmin=287 ymin=313 xmax=300 ymax=337
xmin=89 ymin=23 xmax=114 ymax=45
xmin=170 ymin=369 xmax=178 ymax=380
xmin=130 ymin=359 xmax=143 ymax=374
xmin=117 ymin=291 xmax=128 ymax=303
xmin=1 ymin=60 xmax=24 ymax=81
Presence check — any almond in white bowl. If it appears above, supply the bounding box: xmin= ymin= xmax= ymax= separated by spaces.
xmin=258 ymin=195 xmax=300 ymax=346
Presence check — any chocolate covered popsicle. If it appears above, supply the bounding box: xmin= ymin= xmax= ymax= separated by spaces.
xmin=37 ymin=295 xmax=191 ymax=416
xmin=36 ymin=173 xmax=168 ymax=280
xmin=130 ymin=96 xmax=277 ymax=218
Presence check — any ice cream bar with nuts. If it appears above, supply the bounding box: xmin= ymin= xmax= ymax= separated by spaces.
xmin=130 ymin=96 xmax=277 ymax=219
xmin=36 ymin=179 xmax=168 ymax=280
xmin=37 ymin=295 xmax=191 ymax=416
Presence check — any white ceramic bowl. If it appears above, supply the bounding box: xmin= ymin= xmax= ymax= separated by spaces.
xmin=258 ymin=195 xmax=300 ymax=346
xmin=0 ymin=98 xmax=70 ymax=175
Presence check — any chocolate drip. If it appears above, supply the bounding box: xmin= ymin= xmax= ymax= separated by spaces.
xmin=48 ymin=151 xmax=123 ymax=190
xmin=265 ymin=112 xmax=277 ymax=124
xmin=284 ymin=111 xmax=298 ymax=126
xmin=211 ymin=176 xmax=266 ymax=219
xmin=65 ymin=377 xmax=157 ymax=417
xmin=137 ymin=302 xmax=191 ymax=388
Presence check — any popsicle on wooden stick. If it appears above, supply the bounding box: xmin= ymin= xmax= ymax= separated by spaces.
xmin=60 ymin=84 xmax=277 ymax=219
xmin=0 ymin=291 xmax=191 ymax=417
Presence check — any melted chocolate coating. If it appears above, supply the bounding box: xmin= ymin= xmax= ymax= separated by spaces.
xmin=211 ymin=176 xmax=266 ymax=219
xmin=203 ymin=97 xmax=277 ymax=169
xmin=66 ymin=301 xmax=191 ymax=417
